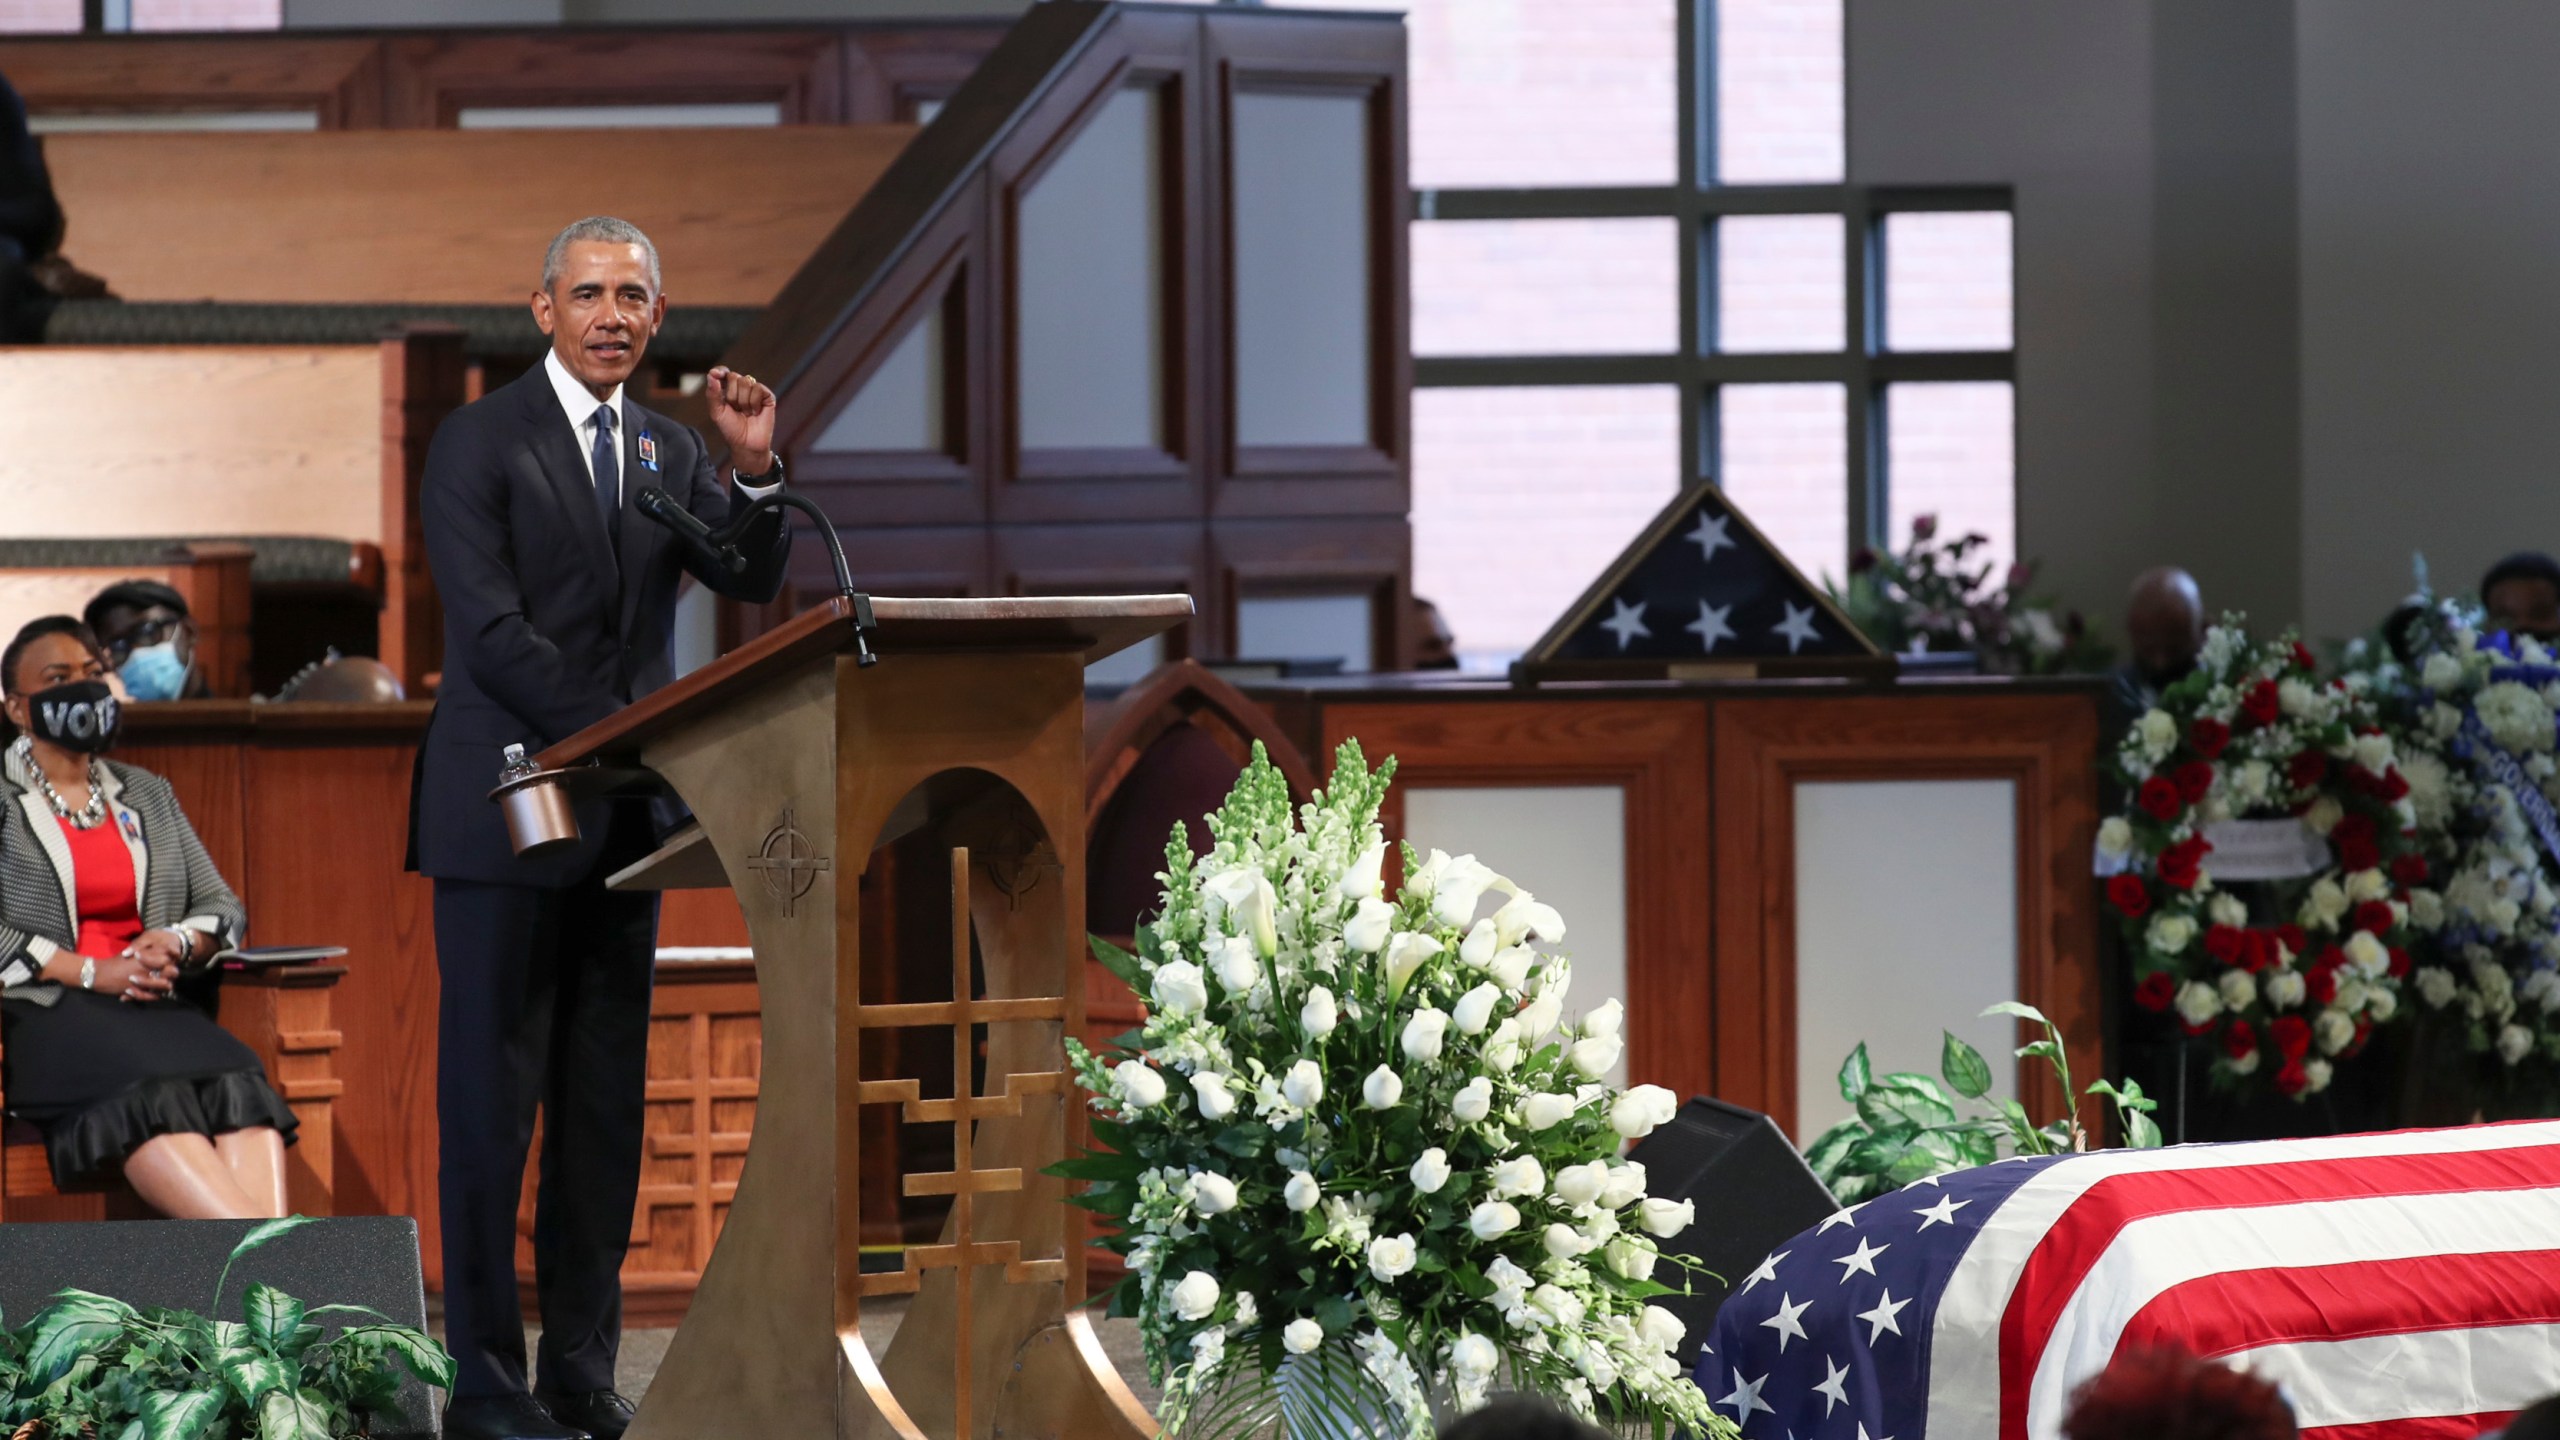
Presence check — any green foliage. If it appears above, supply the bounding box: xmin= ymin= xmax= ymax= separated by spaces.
xmin=1806 ymin=1003 xmax=2164 ymax=1203
xmin=1825 ymin=516 xmax=2112 ymax=676
xmin=0 ymin=1221 xmax=454 ymax=1439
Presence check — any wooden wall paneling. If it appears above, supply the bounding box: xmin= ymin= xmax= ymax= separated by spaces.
xmin=987 ymin=10 xmax=1209 ymax=523
xmin=778 ymin=524 xmax=993 ymax=622
xmin=380 ymin=327 xmax=465 ymax=699
xmin=233 ymin=710 xmax=442 ymax=1272
xmin=1209 ymin=513 xmax=1411 ymax=669
xmin=115 ymin=708 xmax=253 ymax=889
xmin=381 ymin=29 xmax=847 ymax=128
xmin=783 ymin=179 xmax=989 ymax=527
xmin=992 ymin=519 xmax=1208 ymax=663
xmin=1203 ymin=11 xmax=1408 ymax=520
xmin=1315 ymin=699 xmax=1716 ymax=1106
xmin=841 ymin=25 xmax=1009 ymax=124
xmin=44 ymin=126 xmax=911 ymax=308
xmin=1708 ymin=691 xmax=2103 ymax=1139
xmin=0 ymin=36 xmax=385 ymax=128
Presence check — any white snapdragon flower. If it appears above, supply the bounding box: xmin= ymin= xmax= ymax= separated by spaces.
xmin=1452 ymin=983 xmax=1502 ymax=1036
xmin=1402 ymin=1007 xmax=1451 ymax=1063
xmin=1517 ymin=1093 xmax=1576 ymax=1132
xmin=2313 ymin=1006 xmax=2356 ymax=1056
xmin=1190 ymin=1072 xmax=1237 ymax=1121
xmin=1362 ymin=1065 xmax=1404 ymax=1109
xmin=1597 ymin=1153 xmax=1638 ymax=1209
xmin=1284 ymin=1317 xmax=1325 ymax=1355
xmin=1384 ymin=932 xmax=1443 ymax=995
xmin=1153 ymin=960 xmax=1209 ymax=1017
xmin=2148 ymin=912 xmax=2198 ymax=955
xmin=2174 ymin=982 xmax=2222 ymax=1030
xmin=1450 ymin=1075 xmax=1495 ymax=1124
xmin=1611 ymin=1085 xmax=1679 ymax=1139
xmin=1553 ymin=1160 xmax=1608 ymax=1207
xmin=1367 ymin=1232 xmax=1419 ymax=1280
xmin=1114 ymin=1060 xmax=1166 ymax=1110
xmin=1284 ymin=1170 xmax=1321 ymax=1213
xmin=2264 ymin=967 xmax=2307 ymax=1010
xmin=1569 ymin=1034 xmax=1623 ymax=1079
xmin=2097 ymin=816 xmax=2133 ymax=860
xmin=1300 ymin=986 xmax=1339 ymax=1039
xmin=1172 ymin=1270 xmax=1220 ymax=1322
xmin=2500 ymin=1023 xmax=2536 ymax=1066
xmin=1467 ymin=1200 xmax=1522 ymax=1240
xmin=2218 ymin=970 xmax=2257 ymax=1013
xmin=1192 ymin=1171 xmax=1239 ymax=1216
xmin=1282 ymin=1059 xmax=1325 ymax=1108
xmin=1489 ymin=1156 xmax=1547 ymax=1197
xmin=1343 ymin=897 xmax=1397 ymax=955
xmin=1637 ymin=1196 xmax=1695 ymax=1237
xmin=1410 ymin=1148 xmax=1453 ymax=1194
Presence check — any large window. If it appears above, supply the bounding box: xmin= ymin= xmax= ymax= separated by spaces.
xmin=1286 ymin=0 xmax=2017 ymax=669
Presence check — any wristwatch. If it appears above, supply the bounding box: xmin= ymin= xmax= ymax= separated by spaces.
xmin=78 ymin=957 xmax=95 ymax=991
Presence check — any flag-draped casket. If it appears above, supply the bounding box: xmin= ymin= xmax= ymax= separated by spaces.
xmin=1703 ymin=1121 xmax=2560 ymax=1439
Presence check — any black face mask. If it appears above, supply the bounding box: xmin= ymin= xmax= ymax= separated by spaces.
xmin=20 ymin=681 xmax=118 ymax=754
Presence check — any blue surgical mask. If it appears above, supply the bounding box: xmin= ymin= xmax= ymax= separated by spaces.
xmin=119 ymin=641 xmax=191 ymax=702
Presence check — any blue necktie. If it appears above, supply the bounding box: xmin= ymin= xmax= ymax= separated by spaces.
xmin=590 ymin=404 xmax=620 ymax=555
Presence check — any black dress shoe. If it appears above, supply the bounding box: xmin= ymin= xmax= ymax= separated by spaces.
xmin=536 ymin=1389 xmax=638 ymax=1440
xmin=444 ymin=1392 xmax=593 ymax=1440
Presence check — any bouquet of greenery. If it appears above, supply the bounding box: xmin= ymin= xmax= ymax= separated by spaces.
xmin=1058 ymin=743 xmax=1732 ymax=1439
xmin=1829 ymin=514 xmax=2109 ymax=675
xmin=0 ymin=1217 xmax=454 ymax=1439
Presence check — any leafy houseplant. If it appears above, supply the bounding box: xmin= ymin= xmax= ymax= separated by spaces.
xmin=1826 ymin=514 xmax=2110 ymax=677
xmin=0 ymin=1217 xmax=454 ymax=1440
xmin=1056 ymin=742 xmax=1733 ymax=1439
xmin=1805 ymin=1002 xmax=2163 ymax=1204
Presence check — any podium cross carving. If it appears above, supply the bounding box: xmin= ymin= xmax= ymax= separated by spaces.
xmin=852 ymin=844 xmax=1072 ymax=1439
xmin=744 ymin=804 xmax=831 ymax=918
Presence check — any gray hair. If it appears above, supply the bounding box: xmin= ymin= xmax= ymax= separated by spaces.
xmin=541 ymin=215 xmax=661 ymax=296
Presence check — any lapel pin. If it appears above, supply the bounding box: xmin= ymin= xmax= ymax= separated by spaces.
xmin=637 ymin=430 xmax=661 ymax=473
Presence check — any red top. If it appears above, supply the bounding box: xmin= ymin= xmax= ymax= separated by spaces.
xmin=57 ymin=816 xmax=143 ymax=960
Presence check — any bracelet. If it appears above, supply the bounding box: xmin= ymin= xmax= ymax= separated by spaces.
xmin=78 ymin=956 xmax=95 ymax=991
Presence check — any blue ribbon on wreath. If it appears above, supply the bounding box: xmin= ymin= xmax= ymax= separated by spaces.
xmin=2454 ymin=709 xmax=2560 ymax=867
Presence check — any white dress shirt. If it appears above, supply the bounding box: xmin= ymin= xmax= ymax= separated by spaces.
xmin=542 ymin=349 xmax=779 ymax=505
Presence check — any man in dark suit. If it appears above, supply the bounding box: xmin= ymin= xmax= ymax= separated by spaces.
xmin=411 ymin=215 xmax=792 ymax=1440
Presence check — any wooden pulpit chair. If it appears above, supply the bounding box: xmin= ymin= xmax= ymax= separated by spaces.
xmin=0 ymin=963 xmax=347 ymax=1223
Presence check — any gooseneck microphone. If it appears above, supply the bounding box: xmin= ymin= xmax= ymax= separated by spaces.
xmin=633 ymin=486 xmax=878 ymax=667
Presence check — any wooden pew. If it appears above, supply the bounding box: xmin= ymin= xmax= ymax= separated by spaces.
xmin=0 ymin=542 xmax=253 ymax=697
xmin=0 ymin=331 xmax=464 ymax=695
xmin=43 ymin=126 xmax=912 ymax=308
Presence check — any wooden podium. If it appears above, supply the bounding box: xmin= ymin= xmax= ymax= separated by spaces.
xmin=532 ymin=595 xmax=1187 ymax=1440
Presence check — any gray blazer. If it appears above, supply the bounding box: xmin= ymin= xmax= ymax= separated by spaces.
xmin=0 ymin=744 xmax=245 ymax=1002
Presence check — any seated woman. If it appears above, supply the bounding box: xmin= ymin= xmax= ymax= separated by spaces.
xmin=0 ymin=615 xmax=296 ymax=1217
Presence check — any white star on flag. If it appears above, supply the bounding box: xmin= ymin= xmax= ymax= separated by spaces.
xmin=1774 ymin=600 xmax=1824 ymax=653
xmin=1832 ymin=1236 xmax=1887 ymax=1280
xmin=1857 ymin=1288 xmax=1911 ymax=1343
xmin=1717 ymin=1369 xmax=1774 ymax=1422
xmin=1817 ymin=1207 xmax=1859 ymax=1234
xmin=1814 ymin=1355 xmax=1852 ymax=1416
xmin=1759 ymin=1292 xmax=1811 ymax=1352
xmin=1687 ymin=509 xmax=1737 ymax=564
xmin=1599 ymin=597 xmax=1650 ymax=651
xmin=1738 ymin=1250 xmax=1786 ymax=1297
xmin=1687 ymin=599 xmax=1736 ymax=652
xmin=1914 ymin=1193 xmax=1970 ymax=1230
xmin=1857 ymin=1425 xmax=1893 ymax=1440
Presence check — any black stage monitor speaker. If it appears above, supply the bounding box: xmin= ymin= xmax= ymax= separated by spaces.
xmin=0 ymin=1216 xmax=437 ymax=1438
xmin=1626 ymin=1096 xmax=1837 ymax=1356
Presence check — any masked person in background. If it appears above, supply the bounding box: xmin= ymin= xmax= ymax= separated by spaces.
xmin=0 ymin=615 xmax=294 ymax=1216
xmin=83 ymin=579 xmax=208 ymax=701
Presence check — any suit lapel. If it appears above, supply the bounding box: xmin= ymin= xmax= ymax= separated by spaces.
xmin=518 ymin=372 xmax=622 ymax=591
xmin=615 ymin=403 xmax=669 ymax=642
xmin=15 ymin=791 xmax=77 ymax=937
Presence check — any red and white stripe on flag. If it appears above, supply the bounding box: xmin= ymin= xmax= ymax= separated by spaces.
xmin=1923 ymin=1120 xmax=2560 ymax=1439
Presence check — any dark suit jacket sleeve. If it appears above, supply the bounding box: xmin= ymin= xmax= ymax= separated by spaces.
xmin=421 ymin=414 xmax=623 ymax=741
xmin=0 ymin=74 xmax=62 ymax=262
xmin=680 ymin=427 xmax=791 ymax=605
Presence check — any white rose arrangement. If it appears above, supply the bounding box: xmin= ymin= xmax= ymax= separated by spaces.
xmin=1058 ymin=742 xmax=1731 ymax=1439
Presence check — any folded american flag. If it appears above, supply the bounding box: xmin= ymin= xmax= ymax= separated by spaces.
xmin=1700 ymin=1120 xmax=2560 ymax=1440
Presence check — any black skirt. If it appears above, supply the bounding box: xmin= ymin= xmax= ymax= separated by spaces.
xmin=1 ymin=987 xmax=299 ymax=1187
